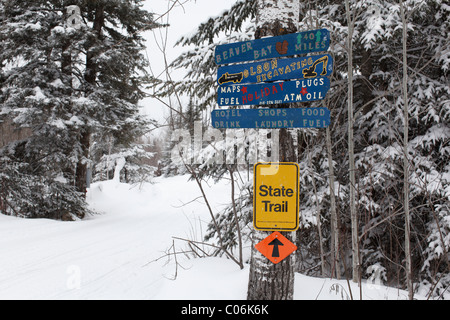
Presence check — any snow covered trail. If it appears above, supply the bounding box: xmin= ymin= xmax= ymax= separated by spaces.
xmin=0 ymin=175 xmax=242 ymax=300
xmin=0 ymin=174 xmax=425 ymax=300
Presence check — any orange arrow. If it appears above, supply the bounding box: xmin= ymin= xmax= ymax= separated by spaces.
xmin=255 ymin=232 xmax=297 ymax=264
xmin=268 ymin=238 xmax=283 ymax=257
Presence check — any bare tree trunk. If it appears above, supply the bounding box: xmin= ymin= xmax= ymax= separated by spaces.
xmin=344 ymin=0 xmax=360 ymax=284
xmin=400 ymin=0 xmax=413 ymax=300
xmin=308 ymin=138 xmax=325 ymax=276
xmin=228 ymin=166 xmax=244 ymax=269
xmin=75 ymin=129 xmax=90 ymax=200
xmin=76 ymin=3 xmax=105 ymax=198
xmin=247 ymin=0 xmax=299 ymax=300
xmin=326 ymin=126 xmax=341 ymax=279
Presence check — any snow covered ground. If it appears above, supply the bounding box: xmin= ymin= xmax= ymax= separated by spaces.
xmin=0 ymin=175 xmax=424 ymax=300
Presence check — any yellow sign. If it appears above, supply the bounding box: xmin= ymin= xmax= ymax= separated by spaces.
xmin=253 ymin=162 xmax=299 ymax=231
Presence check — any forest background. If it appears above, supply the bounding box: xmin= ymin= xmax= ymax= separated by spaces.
xmin=0 ymin=0 xmax=449 ymax=299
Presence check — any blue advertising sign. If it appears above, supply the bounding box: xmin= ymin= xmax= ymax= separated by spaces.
xmin=211 ymin=107 xmax=330 ymax=129
xmin=215 ymin=29 xmax=330 ymax=65
xmin=217 ymin=54 xmax=333 ymax=86
xmin=217 ymin=77 xmax=330 ymax=107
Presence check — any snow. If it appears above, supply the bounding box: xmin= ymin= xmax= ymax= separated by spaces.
xmin=0 ymin=0 xmax=438 ymax=302
xmin=31 ymin=86 xmax=46 ymax=101
xmin=112 ymin=157 xmax=126 ymax=182
xmin=0 ymin=175 xmax=424 ymax=300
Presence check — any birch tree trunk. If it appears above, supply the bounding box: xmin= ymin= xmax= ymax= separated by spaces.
xmin=76 ymin=3 xmax=105 ymax=198
xmin=326 ymin=126 xmax=341 ymax=279
xmin=344 ymin=0 xmax=360 ymax=284
xmin=308 ymin=140 xmax=325 ymax=276
xmin=247 ymin=0 xmax=299 ymax=300
xmin=400 ymin=0 xmax=413 ymax=300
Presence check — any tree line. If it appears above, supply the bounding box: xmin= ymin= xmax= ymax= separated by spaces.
xmin=0 ymin=0 xmax=448 ymax=300
xmin=153 ymin=0 xmax=449 ymax=300
xmin=0 ymin=0 xmax=159 ymax=220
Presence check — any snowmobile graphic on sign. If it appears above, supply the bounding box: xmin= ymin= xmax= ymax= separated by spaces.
xmin=217 ymin=72 xmax=244 ymax=85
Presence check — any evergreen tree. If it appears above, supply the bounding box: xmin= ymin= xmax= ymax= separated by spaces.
xmin=301 ymin=0 xmax=450 ymax=295
xmin=353 ymin=0 xmax=450 ymax=296
xmin=0 ymin=0 xmax=160 ymax=219
xmin=157 ymin=0 xmax=449 ymax=298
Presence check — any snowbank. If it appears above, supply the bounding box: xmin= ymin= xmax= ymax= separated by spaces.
xmin=0 ymin=175 xmax=423 ymax=300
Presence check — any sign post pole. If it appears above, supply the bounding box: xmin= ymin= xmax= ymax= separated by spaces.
xmin=213 ymin=16 xmax=333 ymax=299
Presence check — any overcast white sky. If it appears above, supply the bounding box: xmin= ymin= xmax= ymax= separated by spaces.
xmin=141 ymin=0 xmax=239 ymax=126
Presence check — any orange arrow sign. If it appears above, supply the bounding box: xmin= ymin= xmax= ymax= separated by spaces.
xmin=255 ymin=232 xmax=297 ymax=264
